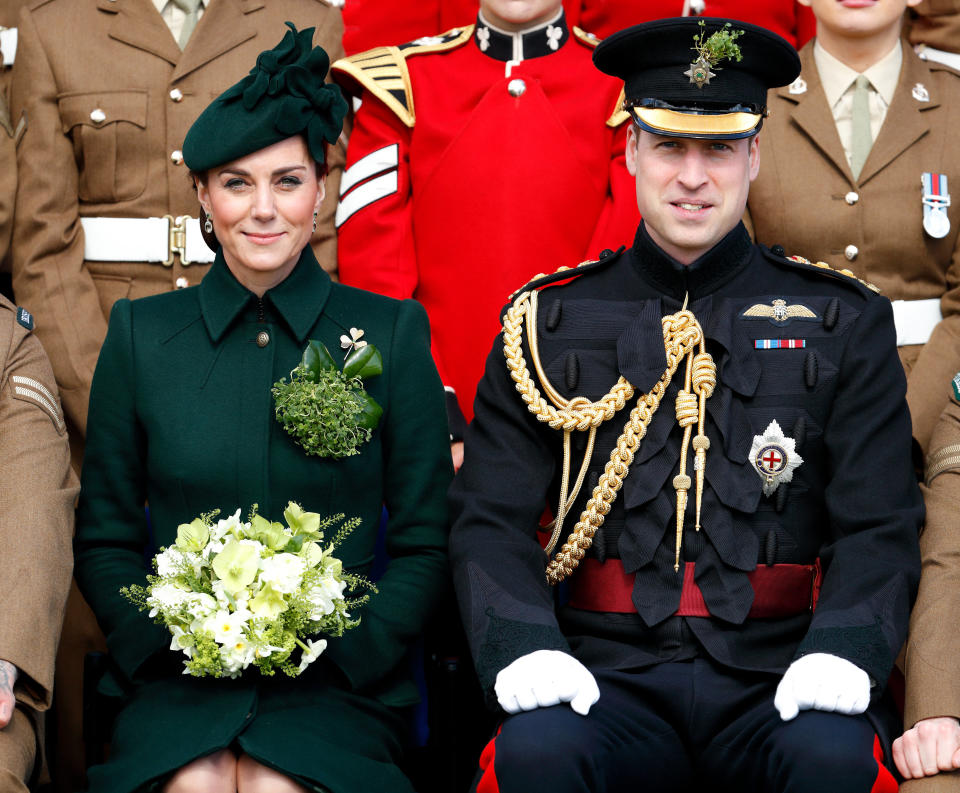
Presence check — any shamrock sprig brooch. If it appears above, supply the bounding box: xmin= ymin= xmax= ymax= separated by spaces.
xmin=685 ymin=21 xmax=744 ymax=88
xmin=272 ymin=330 xmax=383 ymax=458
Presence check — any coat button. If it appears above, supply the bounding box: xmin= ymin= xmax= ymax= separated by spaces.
xmin=90 ymin=108 xmax=106 ymax=124
xmin=508 ymin=78 xmax=526 ymax=97
xmin=844 ymin=244 xmax=858 ymax=261
xmin=844 ymin=191 xmax=859 ymax=205
xmin=175 ymin=276 xmax=189 ymax=289
xmin=171 ymin=149 xmax=184 ymax=165
xmin=256 ymin=331 xmax=270 ymax=348
xmin=169 ymin=88 xmax=184 ymax=102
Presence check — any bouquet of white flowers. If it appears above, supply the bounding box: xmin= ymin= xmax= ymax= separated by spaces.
xmin=121 ymin=502 xmax=373 ymax=679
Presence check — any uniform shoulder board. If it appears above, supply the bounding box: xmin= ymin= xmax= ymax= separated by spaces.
xmin=331 ymin=26 xmax=473 ymax=129
xmin=767 ymin=248 xmax=881 ymax=295
xmin=509 ymin=246 xmax=624 ymax=299
xmin=572 ymin=26 xmax=601 ymax=48
xmin=606 ymin=89 xmax=630 ymax=128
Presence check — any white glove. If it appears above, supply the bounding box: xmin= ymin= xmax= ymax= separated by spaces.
xmin=774 ymin=653 xmax=871 ymax=721
xmin=494 ymin=650 xmax=600 ymax=716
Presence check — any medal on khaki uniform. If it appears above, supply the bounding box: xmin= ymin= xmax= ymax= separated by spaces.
xmin=922 ymin=172 xmax=951 ymax=239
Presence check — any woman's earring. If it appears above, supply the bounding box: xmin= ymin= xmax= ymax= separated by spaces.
xmin=204 ymin=212 xmax=213 ymax=234
xmin=312 ymin=212 xmax=318 ymax=233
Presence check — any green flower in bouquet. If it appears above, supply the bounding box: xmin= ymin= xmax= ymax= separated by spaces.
xmin=272 ymin=332 xmax=383 ymax=458
xmin=121 ymin=502 xmax=375 ymax=679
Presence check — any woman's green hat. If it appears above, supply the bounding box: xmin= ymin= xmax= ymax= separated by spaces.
xmin=183 ymin=22 xmax=348 ymax=171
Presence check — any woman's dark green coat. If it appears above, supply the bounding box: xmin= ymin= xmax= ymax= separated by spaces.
xmin=75 ymin=249 xmax=453 ymax=793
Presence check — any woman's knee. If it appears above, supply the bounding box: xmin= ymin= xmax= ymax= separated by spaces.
xmin=236 ymin=754 xmax=310 ymax=793
xmin=163 ymin=749 xmax=237 ymax=793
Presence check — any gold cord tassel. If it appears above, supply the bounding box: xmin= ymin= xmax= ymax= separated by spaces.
xmin=503 ymin=291 xmax=716 ymax=584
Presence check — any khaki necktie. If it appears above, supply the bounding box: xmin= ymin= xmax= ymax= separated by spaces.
xmin=171 ymin=0 xmax=201 ymax=49
xmin=850 ymin=75 xmax=873 ymax=181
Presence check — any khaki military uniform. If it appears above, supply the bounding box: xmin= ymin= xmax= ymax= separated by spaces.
xmin=748 ymin=42 xmax=960 ymax=453
xmin=0 ymin=90 xmax=14 ymax=271
xmin=900 ymin=387 xmax=960 ymax=793
xmin=11 ymin=0 xmax=345 ymax=446
xmin=0 ymin=295 xmax=77 ymax=793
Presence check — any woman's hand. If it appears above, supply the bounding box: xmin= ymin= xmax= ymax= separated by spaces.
xmin=0 ymin=659 xmax=17 ymax=728
xmin=893 ymin=716 xmax=960 ymax=778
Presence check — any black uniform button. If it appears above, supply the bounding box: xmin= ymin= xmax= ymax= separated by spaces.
xmin=804 ymin=350 xmax=818 ymax=388
xmin=598 ymin=248 xmax=614 ymax=260
xmin=545 ymin=300 xmax=562 ymax=332
xmin=791 ymin=416 xmax=806 ymax=449
xmin=564 ymin=352 xmax=580 ymax=391
xmin=771 ymin=244 xmax=785 ymax=256
xmin=775 ymin=483 xmax=789 ymax=513
xmin=764 ymin=530 xmax=778 ymax=564
xmin=823 ymin=298 xmax=839 ymax=331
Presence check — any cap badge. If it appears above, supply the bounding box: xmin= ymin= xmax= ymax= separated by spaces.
xmin=750 ymin=420 xmax=803 ymax=497
xmin=686 ymin=20 xmax=744 ymax=89
xmin=739 ymin=298 xmax=819 ymax=326
xmin=912 ymin=82 xmax=930 ymax=102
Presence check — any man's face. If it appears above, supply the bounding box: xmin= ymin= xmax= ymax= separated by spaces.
xmin=626 ymin=126 xmax=760 ymax=265
xmin=479 ymin=0 xmax=563 ymax=31
xmin=799 ymin=0 xmax=920 ymax=43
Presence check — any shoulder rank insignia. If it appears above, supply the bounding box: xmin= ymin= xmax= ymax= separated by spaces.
xmin=786 ymin=255 xmax=881 ymax=294
xmin=750 ymin=420 xmax=802 ymax=497
xmin=331 ymin=26 xmax=473 ymax=128
xmin=16 ymin=306 xmax=34 ymax=330
xmin=739 ymin=299 xmax=818 ymax=326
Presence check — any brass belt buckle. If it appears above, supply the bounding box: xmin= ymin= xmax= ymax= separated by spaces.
xmin=163 ymin=215 xmax=195 ymax=266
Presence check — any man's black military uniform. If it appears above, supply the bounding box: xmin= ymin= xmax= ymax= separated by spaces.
xmin=449 ymin=18 xmax=923 ymax=793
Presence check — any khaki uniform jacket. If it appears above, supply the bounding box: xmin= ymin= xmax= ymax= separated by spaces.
xmin=0 ymin=296 xmax=76 ymax=712
xmin=901 ymin=390 xmax=960 ymax=793
xmin=748 ymin=42 xmax=960 ymax=453
xmin=10 ymin=0 xmax=344 ymax=439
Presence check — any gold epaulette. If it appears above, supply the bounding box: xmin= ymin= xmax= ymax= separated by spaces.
xmin=331 ymin=26 xmax=474 ymax=129
xmin=786 ymin=254 xmax=881 ymax=294
xmin=508 ymin=259 xmax=603 ymax=301
xmin=572 ymin=26 xmax=601 ymax=48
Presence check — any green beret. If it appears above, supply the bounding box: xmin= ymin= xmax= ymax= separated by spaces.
xmin=183 ymin=22 xmax=348 ymax=171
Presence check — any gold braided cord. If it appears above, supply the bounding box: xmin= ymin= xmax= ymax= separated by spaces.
xmin=500 ymin=286 xmax=715 ymax=585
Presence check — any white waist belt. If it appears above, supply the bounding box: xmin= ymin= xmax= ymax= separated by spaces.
xmin=0 ymin=28 xmax=16 ymax=66
xmin=81 ymin=216 xmax=216 ymax=265
xmin=892 ymin=298 xmax=942 ymax=346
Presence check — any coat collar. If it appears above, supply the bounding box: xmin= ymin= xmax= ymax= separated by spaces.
xmin=777 ymin=40 xmax=938 ymax=186
xmin=474 ymin=9 xmax=568 ymax=62
xmin=199 ymin=246 xmax=332 ymax=343
xmin=629 ymin=221 xmax=754 ymax=303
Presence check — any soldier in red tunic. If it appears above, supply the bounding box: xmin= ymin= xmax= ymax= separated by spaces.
xmin=341 ymin=1 xmax=815 ymax=56
xmin=333 ymin=0 xmax=639 ymax=459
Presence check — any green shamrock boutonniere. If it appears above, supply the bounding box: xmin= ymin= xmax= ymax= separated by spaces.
xmin=272 ymin=332 xmax=383 ymax=458
xmin=685 ymin=21 xmax=744 ymax=88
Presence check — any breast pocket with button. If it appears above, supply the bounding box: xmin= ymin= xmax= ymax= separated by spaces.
xmin=57 ymin=90 xmax=149 ymax=204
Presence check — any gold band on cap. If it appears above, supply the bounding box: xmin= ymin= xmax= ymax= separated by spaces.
xmin=633 ymin=107 xmax=761 ymax=137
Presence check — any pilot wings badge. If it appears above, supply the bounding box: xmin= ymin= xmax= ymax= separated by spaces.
xmin=739 ymin=299 xmax=819 ymax=326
